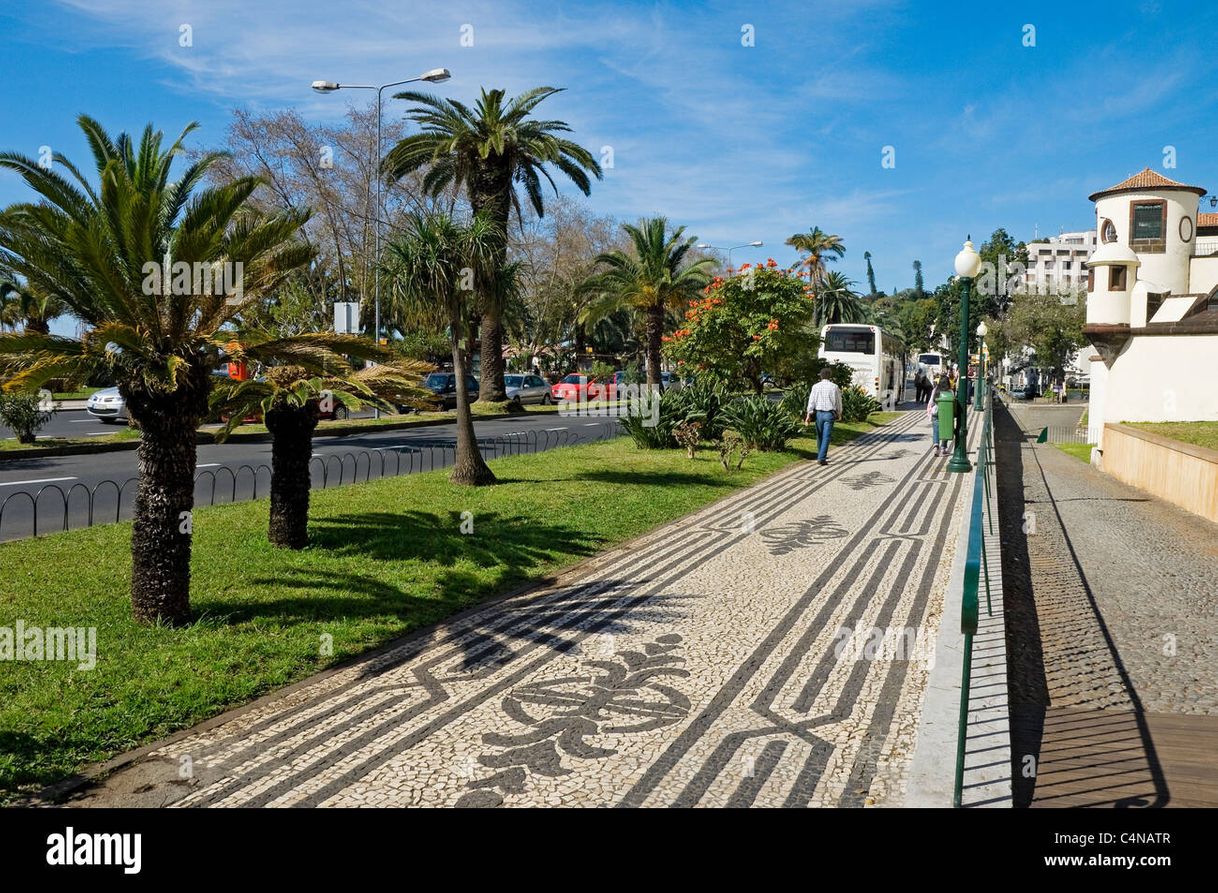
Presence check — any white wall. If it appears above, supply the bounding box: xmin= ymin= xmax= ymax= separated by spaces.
xmin=1102 ymin=334 xmax=1218 ymax=425
xmin=1090 ymin=360 xmax=1108 ymax=448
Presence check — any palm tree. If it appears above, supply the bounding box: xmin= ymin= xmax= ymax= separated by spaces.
xmin=817 ymin=271 xmax=866 ymax=326
xmin=385 ymin=212 xmax=500 ymax=485
xmin=786 ymin=226 xmax=845 ymax=287
xmin=580 ymin=217 xmax=715 ymax=386
xmin=863 ymin=250 xmax=878 ymax=297
xmin=0 ymin=116 xmax=312 ymax=625
xmin=0 ymin=276 xmax=67 ymax=334
xmin=210 ymin=334 xmax=431 ymax=548
xmin=382 ymin=87 xmax=602 ymax=403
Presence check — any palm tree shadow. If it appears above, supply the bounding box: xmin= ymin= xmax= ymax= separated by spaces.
xmin=312 ymin=509 xmax=599 ymax=567
xmin=212 ymin=510 xmax=604 ymax=629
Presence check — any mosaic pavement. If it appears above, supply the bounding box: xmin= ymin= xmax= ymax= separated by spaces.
xmin=73 ymin=409 xmax=970 ymax=808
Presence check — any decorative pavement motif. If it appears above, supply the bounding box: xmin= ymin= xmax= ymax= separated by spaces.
xmin=759 ymin=516 xmax=849 ymax=556
xmin=70 ymin=409 xmax=969 ymax=809
xmin=841 ymin=471 xmax=897 ymax=491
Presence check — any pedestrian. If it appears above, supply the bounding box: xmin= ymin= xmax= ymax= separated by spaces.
xmin=913 ymin=369 xmax=925 ymax=404
xmin=804 ymin=367 xmax=843 ymax=466
xmin=927 ymin=374 xmax=951 ymax=457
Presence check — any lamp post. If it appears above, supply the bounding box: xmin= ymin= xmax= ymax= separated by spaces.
xmin=948 ymin=238 xmax=981 ymax=473
xmin=696 ymin=241 xmax=763 ymax=275
xmin=311 ymin=68 xmax=451 ymax=352
xmin=974 ymin=320 xmax=988 ymax=410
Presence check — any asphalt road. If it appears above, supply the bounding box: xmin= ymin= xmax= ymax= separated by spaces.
xmin=0 ymin=409 xmax=621 ymax=542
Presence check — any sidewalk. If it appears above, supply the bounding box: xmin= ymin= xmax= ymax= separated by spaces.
xmin=62 ymin=408 xmax=974 ymax=808
xmin=996 ymin=404 xmax=1218 ymax=807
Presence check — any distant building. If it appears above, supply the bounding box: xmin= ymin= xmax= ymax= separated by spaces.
xmin=1023 ymin=230 xmax=1096 ymax=293
xmin=1084 ymin=168 xmax=1218 ymax=446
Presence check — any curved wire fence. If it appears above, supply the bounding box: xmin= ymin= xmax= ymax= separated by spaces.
xmin=0 ymin=422 xmax=622 ymax=543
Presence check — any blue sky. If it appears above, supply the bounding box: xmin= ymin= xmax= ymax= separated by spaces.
xmin=3 ymin=0 xmax=1217 ymax=297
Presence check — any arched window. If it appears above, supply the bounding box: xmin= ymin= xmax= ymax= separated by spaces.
xmin=1101 ymin=219 xmax=1117 ymax=243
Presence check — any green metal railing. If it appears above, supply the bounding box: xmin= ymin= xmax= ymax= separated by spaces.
xmin=953 ymin=377 xmax=996 ymax=807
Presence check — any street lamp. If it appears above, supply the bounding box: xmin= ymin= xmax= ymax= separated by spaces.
xmin=974 ymin=320 xmax=988 ymax=410
xmin=948 ymin=237 xmax=981 ymax=473
xmin=311 ymin=68 xmax=451 ymax=350
xmin=696 ymin=241 xmax=763 ymax=275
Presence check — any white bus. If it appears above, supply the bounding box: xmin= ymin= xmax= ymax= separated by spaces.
xmin=818 ymin=324 xmax=906 ymax=409
xmin=916 ymin=351 xmax=944 ymax=378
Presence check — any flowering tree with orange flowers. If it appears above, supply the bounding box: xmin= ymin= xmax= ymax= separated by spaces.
xmin=663 ymin=260 xmax=819 ymax=393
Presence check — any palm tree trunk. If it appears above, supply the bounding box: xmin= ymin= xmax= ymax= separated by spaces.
xmin=126 ymin=389 xmax=203 ymax=626
xmin=644 ymin=302 xmax=664 ymax=387
xmin=573 ymin=321 xmax=586 ymax=358
xmin=475 ymin=176 xmax=511 ymax=404
xmin=478 ymin=308 xmax=507 ymax=402
xmin=451 ymin=317 xmax=496 ymax=486
xmin=265 ymin=405 xmax=319 ymax=549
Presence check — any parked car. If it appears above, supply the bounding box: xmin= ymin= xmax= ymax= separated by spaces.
xmin=550 ymin=373 xmax=603 ymax=402
xmin=317 ymin=397 xmax=350 ymax=421
xmin=421 ymin=372 xmax=479 ymax=410
xmin=86 ymin=387 xmax=128 ymax=423
xmin=504 ymin=373 xmax=552 ymax=405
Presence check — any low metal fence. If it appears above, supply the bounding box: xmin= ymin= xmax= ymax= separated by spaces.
xmin=0 ymin=422 xmax=621 ymax=542
xmin=954 ymin=381 xmax=996 ymax=807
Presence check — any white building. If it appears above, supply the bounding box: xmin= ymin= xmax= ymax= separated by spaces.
xmin=1023 ymin=230 xmax=1096 ymax=293
xmin=1084 ymin=168 xmax=1218 ymax=447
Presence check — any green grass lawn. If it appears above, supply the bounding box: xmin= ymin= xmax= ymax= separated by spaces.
xmin=0 ymin=412 xmax=896 ymax=799
xmin=1053 ymin=442 xmax=1093 ymax=463
xmin=51 ymin=387 xmax=102 ymax=401
xmin=1128 ymin=421 xmax=1218 ymax=452
xmin=0 ymin=427 xmax=140 ymax=452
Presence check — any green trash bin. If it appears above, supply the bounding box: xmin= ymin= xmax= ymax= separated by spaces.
xmin=937 ymin=390 xmax=956 ymax=442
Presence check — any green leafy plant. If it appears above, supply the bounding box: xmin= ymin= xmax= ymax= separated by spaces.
xmin=0 ymin=392 xmax=53 ymax=444
xmin=841 ymin=385 xmax=882 ymax=423
xmin=620 ymin=410 xmax=673 ymax=448
xmin=721 ymin=395 xmax=800 ymax=451
xmin=589 ymin=359 xmax=617 ymax=382
xmin=620 ymin=375 xmax=727 ymax=450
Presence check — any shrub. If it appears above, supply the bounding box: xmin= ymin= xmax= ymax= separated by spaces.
xmin=779 ymin=381 xmax=812 ymax=422
xmin=672 ymin=419 xmax=702 ymax=458
xmin=721 ymin=395 xmax=800 ymax=451
xmin=590 ymin=360 xmax=617 ymax=382
xmin=0 ymin=392 xmax=54 ymax=444
xmin=719 ymin=429 xmax=750 ymax=470
xmin=668 ymin=375 xmax=728 ymax=440
xmin=620 ymin=410 xmax=673 ymax=449
xmin=621 ymin=375 xmax=728 ymax=449
xmin=841 ymin=385 xmax=882 ymax=422
xmin=779 ymin=362 xmax=855 ymax=421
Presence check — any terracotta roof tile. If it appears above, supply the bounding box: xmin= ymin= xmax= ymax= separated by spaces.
xmin=1197 ymin=212 xmax=1218 ymax=228
xmin=1089 ymin=167 xmax=1206 ymax=201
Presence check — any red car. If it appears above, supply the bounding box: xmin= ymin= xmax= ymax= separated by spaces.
xmin=551 ymin=373 xmax=606 ymax=402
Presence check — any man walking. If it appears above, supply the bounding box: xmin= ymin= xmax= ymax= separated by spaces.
xmin=804 ymin=367 xmax=843 ymax=466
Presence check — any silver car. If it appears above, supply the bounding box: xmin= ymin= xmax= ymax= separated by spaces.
xmin=504 ymin=373 xmax=552 ymax=405
xmin=86 ymin=386 xmax=128 ymax=423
